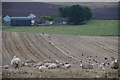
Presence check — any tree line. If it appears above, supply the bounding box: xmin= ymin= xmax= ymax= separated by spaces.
xmin=58 ymin=4 xmax=92 ymax=25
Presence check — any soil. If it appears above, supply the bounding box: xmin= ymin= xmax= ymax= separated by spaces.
xmin=2 ymin=31 xmax=118 ymax=78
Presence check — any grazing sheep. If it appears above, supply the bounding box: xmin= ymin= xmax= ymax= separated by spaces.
xmin=80 ymin=64 xmax=83 ymax=67
xmin=102 ymin=67 xmax=105 ymax=70
xmin=98 ymin=64 xmax=105 ymax=70
xmin=44 ymin=63 xmax=52 ymax=67
xmin=69 ymin=56 xmax=73 ymax=59
xmin=55 ymin=60 xmax=60 ymax=64
xmin=55 ymin=60 xmax=64 ymax=68
xmin=34 ymin=62 xmax=43 ymax=67
xmin=11 ymin=56 xmax=21 ymax=69
xmin=48 ymin=63 xmax=57 ymax=69
xmin=25 ymin=60 xmax=35 ymax=63
xmin=56 ymin=63 xmax=64 ymax=68
xmin=21 ymin=62 xmax=30 ymax=67
xmin=39 ymin=66 xmax=47 ymax=72
xmin=64 ymin=63 xmax=71 ymax=69
xmin=101 ymin=63 xmax=106 ymax=66
xmin=81 ymin=64 xmax=93 ymax=69
xmin=1 ymin=65 xmax=9 ymax=69
xmin=110 ymin=59 xmax=118 ymax=69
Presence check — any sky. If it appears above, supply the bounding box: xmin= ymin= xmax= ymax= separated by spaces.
xmin=1 ymin=0 xmax=119 ymax=2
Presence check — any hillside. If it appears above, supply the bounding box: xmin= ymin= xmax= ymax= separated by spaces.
xmin=48 ymin=2 xmax=118 ymax=8
xmin=2 ymin=2 xmax=118 ymax=19
xmin=2 ymin=2 xmax=62 ymax=17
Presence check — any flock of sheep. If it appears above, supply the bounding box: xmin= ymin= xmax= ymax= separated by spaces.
xmin=79 ymin=56 xmax=119 ymax=70
xmin=2 ymin=56 xmax=71 ymax=72
xmin=1 ymin=55 xmax=119 ymax=73
xmin=33 ymin=60 xmax=71 ymax=72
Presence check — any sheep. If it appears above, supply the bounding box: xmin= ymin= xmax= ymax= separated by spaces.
xmin=43 ymin=62 xmax=52 ymax=67
xmin=22 ymin=62 xmax=31 ymax=67
xmin=22 ymin=62 xmax=28 ymax=67
xmin=11 ymin=56 xmax=22 ymax=69
xmin=39 ymin=65 xmax=47 ymax=72
xmin=34 ymin=62 xmax=43 ymax=67
xmin=55 ymin=60 xmax=60 ymax=64
xmin=69 ymin=56 xmax=73 ymax=59
xmin=110 ymin=59 xmax=119 ymax=69
xmin=48 ymin=63 xmax=57 ymax=69
xmin=25 ymin=59 xmax=35 ymax=63
xmin=1 ymin=65 xmax=9 ymax=69
xmin=98 ymin=64 xmax=105 ymax=70
xmin=101 ymin=63 xmax=106 ymax=66
xmin=80 ymin=64 xmax=83 ymax=67
xmin=56 ymin=63 xmax=64 ymax=68
xmin=81 ymin=64 xmax=93 ymax=69
xmin=64 ymin=63 xmax=71 ymax=69
xmin=102 ymin=67 xmax=105 ymax=70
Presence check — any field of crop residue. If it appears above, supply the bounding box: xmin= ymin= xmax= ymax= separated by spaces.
xmin=2 ymin=31 xmax=118 ymax=78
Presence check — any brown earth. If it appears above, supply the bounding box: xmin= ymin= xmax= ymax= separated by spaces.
xmin=2 ymin=2 xmax=118 ymax=20
xmin=2 ymin=31 xmax=118 ymax=78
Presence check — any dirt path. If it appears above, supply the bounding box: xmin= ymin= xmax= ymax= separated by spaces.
xmin=2 ymin=32 xmax=118 ymax=78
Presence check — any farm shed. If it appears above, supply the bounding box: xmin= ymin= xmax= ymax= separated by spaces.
xmin=3 ymin=15 xmax=11 ymax=24
xmin=3 ymin=14 xmax=38 ymax=26
xmin=28 ymin=14 xmax=36 ymax=18
xmin=28 ymin=14 xmax=42 ymax=25
xmin=11 ymin=17 xmax=33 ymax=26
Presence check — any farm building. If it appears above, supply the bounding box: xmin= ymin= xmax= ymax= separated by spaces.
xmin=28 ymin=14 xmax=42 ymax=25
xmin=11 ymin=17 xmax=33 ymax=26
xmin=3 ymin=14 xmax=39 ymax=26
xmin=3 ymin=15 xmax=11 ymax=24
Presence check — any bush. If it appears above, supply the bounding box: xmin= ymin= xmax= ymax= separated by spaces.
xmin=83 ymin=6 xmax=92 ymax=20
xmin=41 ymin=16 xmax=53 ymax=22
xmin=50 ymin=14 xmax=60 ymax=24
xmin=58 ymin=5 xmax=92 ymax=25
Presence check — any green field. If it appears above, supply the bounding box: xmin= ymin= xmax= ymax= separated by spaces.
xmin=2 ymin=20 xmax=119 ymax=36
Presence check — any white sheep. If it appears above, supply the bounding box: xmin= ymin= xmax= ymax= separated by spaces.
xmin=1 ymin=65 xmax=9 ymax=69
xmin=34 ymin=62 xmax=43 ymax=68
xmin=22 ymin=62 xmax=31 ymax=67
xmin=39 ymin=65 xmax=47 ymax=72
xmin=11 ymin=56 xmax=21 ymax=69
xmin=80 ymin=64 xmax=83 ymax=67
xmin=110 ymin=59 xmax=119 ymax=69
xmin=98 ymin=64 xmax=103 ymax=69
xmin=98 ymin=64 xmax=105 ymax=70
xmin=81 ymin=64 xmax=93 ymax=69
xmin=43 ymin=62 xmax=52 ymax=67
xmin=56 ymin=63 xmax=64 ymax=68
xmin=55 ymin=60 xmax=60 ymax=64
xmin=64 ymin=64 xmax=71 ymax=69
xmin=48 ymin=63 xmax=57 ymax=69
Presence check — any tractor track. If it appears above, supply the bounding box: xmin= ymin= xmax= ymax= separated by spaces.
xmin=2 ymin=31 xmax=118 ymax=78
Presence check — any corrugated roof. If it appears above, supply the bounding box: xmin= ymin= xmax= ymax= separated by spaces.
xmin=3 ymin=15 xmax=11 ymax=21
xmin=11 ymin=17 xmax=33 ymax=20
xmin=28 ymin=14 xmax=36 ymax=18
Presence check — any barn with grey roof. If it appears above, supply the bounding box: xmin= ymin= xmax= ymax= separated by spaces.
xmin=3 ymin=14 xmax=36 ymax=26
